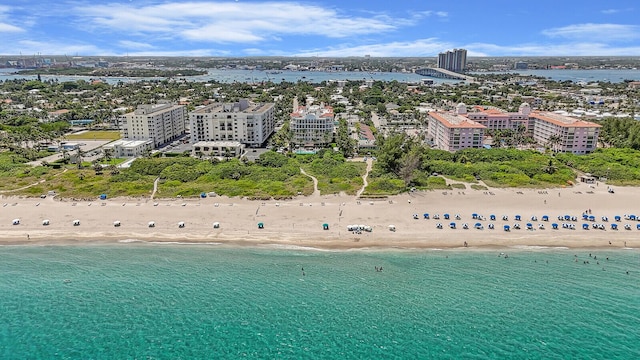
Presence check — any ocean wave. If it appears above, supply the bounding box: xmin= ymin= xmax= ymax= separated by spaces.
xmin=509 ymin=245 xmax=570 ymax=250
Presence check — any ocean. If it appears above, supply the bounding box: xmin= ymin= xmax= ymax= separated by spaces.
xmin=0 ymin=245 xmax=638 ymax=359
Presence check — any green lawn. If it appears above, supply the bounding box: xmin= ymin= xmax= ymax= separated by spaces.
xmin=64 ymin=131 xmax=121 ymax=141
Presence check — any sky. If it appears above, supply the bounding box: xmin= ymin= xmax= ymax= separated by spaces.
xmin=1 ymin=0 xmax=640 ymax=57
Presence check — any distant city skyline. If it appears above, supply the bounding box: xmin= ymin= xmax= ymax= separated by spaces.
xmin=1 ymin=1 xmax=640 ymax=57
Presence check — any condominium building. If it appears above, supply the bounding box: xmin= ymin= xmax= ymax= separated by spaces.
xmin=436 ymin=102 xmax=601 ymax=154
xmin=529 ymin=112 xmax=601 ymax=154
xmin=103 ymin=139 xmax=153 ymax=158
xmin=427 ymin=112 xmax=485 ymax=151
xmin=120 ymin=103 xmax=186 ymax=148
xmin=290 ymin=99 xmax=335 ymax=147
xmin=437 ymin=49 xmax=467 ymax=73
xmin=189 ymin=99 xmax=275 ymax=147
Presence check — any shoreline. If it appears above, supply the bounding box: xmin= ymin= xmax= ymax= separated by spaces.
xmin=1 ymin=181 xmax=639 ymax=251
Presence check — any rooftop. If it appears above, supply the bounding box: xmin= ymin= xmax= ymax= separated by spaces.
xmin=429 ymin=112 xmax=486 ymax=129
xmin=530 ymin=111 xmax=602 ymax=128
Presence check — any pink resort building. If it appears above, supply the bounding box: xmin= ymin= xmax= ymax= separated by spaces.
xmin=427 ymin=102 xmax=601 ymax=154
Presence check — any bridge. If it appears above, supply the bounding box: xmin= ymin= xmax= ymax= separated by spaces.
xmin=415 ymin=67 xmax=475 ymax=81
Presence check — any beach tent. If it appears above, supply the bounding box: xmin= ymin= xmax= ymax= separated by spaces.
xmin=178 ymin=221 xmax=185 ymax=228
xmin=472 ymin=213 xmax=478 ymax=219
xmin=564 ymin=215 xmax=571 ymax=221
xmin=526 ymin=223 xmax=533 ymax=230
xmin=552 ymin=223 xmax=558 ymax=229
xmin=637 ymin=223 xmax=640 ymax=230
xmin=503 ymin=225 xmax=510 ymax=232
xmin=588 ymin=215 xmax=596 ymax=221
xmin=582 ymin=214 xmax=589 ymax=220
xmin=582 ymin=223 xmax=589 ymax=230
xmin=423 ymin=213 xmax=429 ymax=219
xmin=42 ymin=219 xmax=50 ymax=226
xmin=449 ymin=222 xmax=456 ymax=229
xmin=474 ymin=222 xmax=483 ymax=229
xmin=73 ymin=220 xmax=80 ymax=226
xmin=611 ymin=223 xmax=618 ymax=230
xmin=12 ymin=219 xmax=20 ymax=225
xmin=148 ymin=221 xmax=155 ymax=228
xmin=323 ymin=223 xmax=329 ymax=230
xmin=490 ymin=214 xmax=496 ymax=221
xmin=444 ymin=214 xmax=450 ymax=220
xmin=100 ymin=194 xmax=107 ymax=200
xmin=542 ymin=215 xmax=549 ymax=221
xmin=213 ymin=222 xmax=220 ymax=228
xmin=614 ymin=215 xmax=621 ymax=222
xmin=630 ymin=215 xmax=637 ymax=221
xmin=515 ymin=215 xmax=521 ymax=221
xmin=258 ymin=222 xmax=264 ymax=229
xmin=114 ymin=220 xmax=121 ymax=227
xmin=388 ymin=225 xmax=396 ymax=232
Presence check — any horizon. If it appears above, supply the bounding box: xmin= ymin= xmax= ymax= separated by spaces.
xmin=1 ymin=1 xmax=640 ymax=57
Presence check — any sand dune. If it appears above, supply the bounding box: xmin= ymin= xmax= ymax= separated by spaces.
xmin=0 ymin=181 xmax=637 ymax=249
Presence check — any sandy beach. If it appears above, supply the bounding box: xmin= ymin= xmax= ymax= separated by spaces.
xmin=0 ymin=180 xmax=638 ymax=250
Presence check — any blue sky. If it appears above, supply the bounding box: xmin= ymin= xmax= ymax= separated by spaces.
xmin=1 ymin=0 xmax=640 ymax=57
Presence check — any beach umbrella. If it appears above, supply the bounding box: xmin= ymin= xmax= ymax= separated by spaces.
xmin=472 ymin=213 xmax=478 ymax=219
xmin=444 ymin=214 xmax=450 ymax=220
xmin=582 ymin=214 xmax=589 ymax=220
xmin=490 ymin=214 xmax=496 ymax=221
xmin=611 ymin=223 xmax=618 ymax=230
xmin=588 ymin=215 xmax=596 ymax=221
xmin=515 ymin=215 xmax=521 ymax=221
xmin=526 ymin=223 xmax=533 ymax=230
xmin=631 ymin=215 xmax=637 ymax=221
xmin=582 ymin=223 xmax=589 ymax=230
xmin=542 ymin=215 xmax=549 ymax=221
xmin=564 ymin=215 xmax=571 ymax=220
xmin=449 ymin=222 xmax=456 ymax=229
xmin=503 ymin=225 xmax=510 ymax=231
xmin=614 ymin=215 xmax=621 ymax=222
xmin=148 ymin=221 xmax=155 ymax=227
xmin=637 ymin=223 xmax=640 ymax=230
xmin=474 ymin=222 xmax=483 ymax=229
xmin=423 ymin=213 xmax=429 ymax=219
xmin=323 ymin=223 xmax=329 ymax=230
xmin=99 ymin=194 xmax=107 ymax=200
xmin=552 ymin=223 xmax=558 ymax=229
xmin=258 ymin=222 xmax=264 ymax=229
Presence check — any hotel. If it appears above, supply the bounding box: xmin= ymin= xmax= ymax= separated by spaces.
xmin=120 ymin=103 xmax=186 ymax=148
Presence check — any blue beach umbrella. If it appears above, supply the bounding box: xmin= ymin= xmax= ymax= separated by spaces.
xmin=449 ymin=222 xmax=456 ymax=229
xmin=551 ymin=223 xmax=558 ymax=229
xmin=503 ymin=225 xmax=510 ymax=231
xmin=472 ymin=213 xmax=478 ymax=219
xmin=582 ymin=214 xmax=589 ymax=220
xmin=542 ymin=215 xmax=549 ymax=221
xmin=615 ymin=215 xmax=621 ymax=221
xmin=423 ymin=213 xmax=429 ymax=219
xmin=490 ymin=214 xmax=496 ymax=221
xmin=611 ymin=223 xmax=618 ymax=230
xmin=444 ymin=213 xmax=450 ymax=219
xmin=588 ymin=215 xmax=596 ymax=221
xmin=515 ymin=215 xmax=521 ymax=221
xmin=582 ymin=223 xmax=589 ymax=230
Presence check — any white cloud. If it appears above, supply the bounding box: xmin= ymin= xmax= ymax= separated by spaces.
xmin=0 ymin=5 xmax=24 ymax=33
xmin=3 ymin=40 xmax=109 ymax=56
xmin=72 ymin=1 xmax=414 ymax=44
xmin=541 ymin=23 xmax=640 ymax=41
xmin=466 ymin=42 xmax=640 ymax=56
xmin=601 ymin=9 xmax=620 ymax=14
xmin=118 ymin=40 xmax=156 ymax=50
xmin=294 ymin=38 xmax=453 ymax=57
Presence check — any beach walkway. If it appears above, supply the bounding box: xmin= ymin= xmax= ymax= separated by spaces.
xmin=356 ymin=158 xmax=373 ymax=198
xmin=300 ymin=168 xmax=320 ymax=197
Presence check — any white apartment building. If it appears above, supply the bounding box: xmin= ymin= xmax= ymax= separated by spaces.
xmin=189 ymin=99 xmax=275 ymax=147
xmin=120 ymin=103 xmax=186 ymax=148
xmin=290 ymin=99 xmax=335 ymax=147
xmin=103 ymin=139 xmax=153 ymax=158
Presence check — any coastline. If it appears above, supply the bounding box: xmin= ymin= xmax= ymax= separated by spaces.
xmin=1 ymin=181 xmax=638 ymax=250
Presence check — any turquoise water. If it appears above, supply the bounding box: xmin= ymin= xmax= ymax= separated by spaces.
xmin=1 ymin=245 xmax=638 ymax=359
